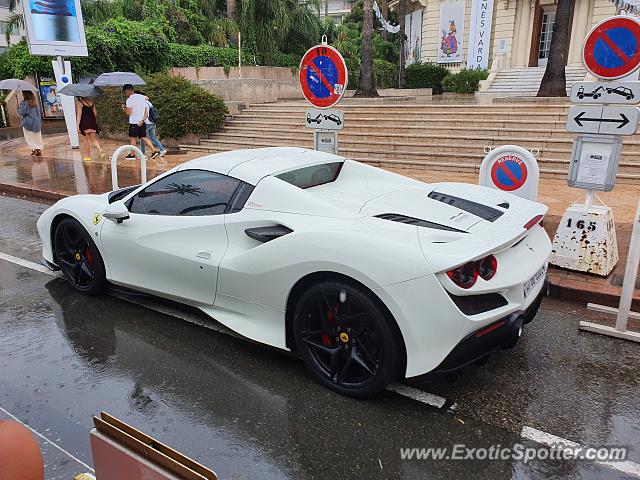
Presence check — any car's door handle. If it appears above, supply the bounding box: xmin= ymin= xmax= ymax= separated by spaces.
xmin=245 ymin=225 xmax=293 ymax=243
xmin=196 ymin=250 xmax=212 ymax=259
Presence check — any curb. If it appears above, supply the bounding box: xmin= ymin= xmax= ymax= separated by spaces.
xmin=0 ymin=182 xmax=69 ymax=203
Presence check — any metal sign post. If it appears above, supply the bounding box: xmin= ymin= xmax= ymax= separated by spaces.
xmin=582 ymin=198 xmax=640 ymax=343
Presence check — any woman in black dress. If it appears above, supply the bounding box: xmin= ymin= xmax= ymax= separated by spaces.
xmin=76 ymin=96 xmax=103 ymax=161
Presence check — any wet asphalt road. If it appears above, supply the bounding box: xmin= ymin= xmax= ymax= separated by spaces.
xmin=1 ymin=194 xmax=639 ymax=480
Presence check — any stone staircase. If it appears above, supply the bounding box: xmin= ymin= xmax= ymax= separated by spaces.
xmin=487 ymin=66 xmax=587 ymax=95
xmin=179 ymin=101 xmax=640 ymax=181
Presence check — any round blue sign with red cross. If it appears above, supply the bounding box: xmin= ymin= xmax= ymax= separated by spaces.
xmin=490 ymin=155 xmax=528 ymax=192
xmin=583 ymin=16 xmax=640 ymax=80
xmin=299 ymin=44 xmax=348 ymax=108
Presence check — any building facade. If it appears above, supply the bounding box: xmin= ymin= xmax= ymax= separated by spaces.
xmin=318 ymin=0 xmax=356 ymax=23
xmin=0 ymin=0 xmax=22 ymax=52
xmin=400 ymin=0 xmax=617 ymax=71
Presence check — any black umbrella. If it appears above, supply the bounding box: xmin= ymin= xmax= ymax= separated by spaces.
xmin=59 ymin=84 xmax=103 ymax=97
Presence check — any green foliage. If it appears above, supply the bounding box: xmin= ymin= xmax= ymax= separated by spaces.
xmin=96 ymin=73 xmax=228 ymax=139
xmin=374 ymin=59 xmax=397 ymax=89
xmin=345 ymin=56 xmax=360 ymax=89
xmin=441 ymin=68 xmax=489 ymax=94
xmin=167 ymin=43 xmax=241 ymax=68
xmin=272 ymin=51 xmax=301 ymax=68
xmin=405 ymin=62 xmax=450 ymax=94
xmin=0 ymin=42 xmax=52 ymax=78
xmin=74 ymin=19 xmax=170 ymax=76
xmin=374 ymin=34 xmax=398 ymax=64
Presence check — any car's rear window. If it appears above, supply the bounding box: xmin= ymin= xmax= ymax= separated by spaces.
xmin=276 ymin=162 xmax=343 ymax=189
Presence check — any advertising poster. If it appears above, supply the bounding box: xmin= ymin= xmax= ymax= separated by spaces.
xmin=404 ymin=10 xmax=423 ymax=66
xmin=438 ymin=2 xmax=465 ymax=64
xmin=38 ymin=75 xmax=64 ymax=119
xmin=467 ymin=0 xmax=495 ymax=69
xmin=22 ymin=0 xmax=88 ymax=56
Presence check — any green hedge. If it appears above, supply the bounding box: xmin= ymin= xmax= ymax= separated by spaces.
xmin=441 ymin=68 xmax=489 ymax=94
xmin=96 ymin=73 xmax=228 ymax=139
xmin=167 ymin=43 xmax=241 ymax=68
xmin=405 ymin=62 xmax=450 ymax=94
xmin=374 ymin=59 xmax=397 ymax=89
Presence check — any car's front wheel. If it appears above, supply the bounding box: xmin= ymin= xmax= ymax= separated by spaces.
xmin=293 ymin=281 xmax=402 ymax=397
xmin=54 ymin=218 xmax=106 ymax=295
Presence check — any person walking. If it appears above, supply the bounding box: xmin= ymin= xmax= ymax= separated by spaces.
xmin=139 ymin=96 xmax=166 ymax=158
xmin=76 ymin=96 xmax=103 ymax=162
xmin=122 ymin=84 xmax=157 ymax=160
xmin=18 ymin=91 xmax=44 ymax=157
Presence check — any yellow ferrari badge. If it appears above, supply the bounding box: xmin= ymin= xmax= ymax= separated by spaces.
xmin=93 ymin=213 xmax=102 ymax=225
xmin=339 ymin=332 xmax=349 ymax=343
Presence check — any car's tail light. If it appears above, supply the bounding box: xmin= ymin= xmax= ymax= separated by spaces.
xmin=447 ymin=261 xmax=478 ymax=289
xmin=524 ymin=215 xmax=544 ymax=230
xmin=478 ymin=255 xmax=497 ymax=281
xmin=447 ymin=255 xmax=499 ymax=289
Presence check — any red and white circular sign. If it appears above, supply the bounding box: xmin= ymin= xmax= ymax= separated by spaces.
xmin=299 ymin=44 xmax=348 ymax=108
xmin=582 ymin=16 xmax=640 ymax=80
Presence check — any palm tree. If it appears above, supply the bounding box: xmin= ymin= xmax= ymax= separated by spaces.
xmin=397 ymin=0 xmax=406 ymax=88
xmin=4 ymin=0 xmax=24 ymax=46
xmin=227 ymin=0 xmax=236 ymax=19
xmin=537 ymin=0 xmax=572 ymax=97
xmin=355 ymin=0 xmax=377 ymax=96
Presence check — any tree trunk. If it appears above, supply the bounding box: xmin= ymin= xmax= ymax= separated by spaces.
xmin=398 ymin=0 xmax=406 ymax=88
xmin=380 ymin=0 xmax=388 ymax=40
xmin=227 ymin=0 xmax=236 ymax=20
xmin=355 ymin=0 xmax=379 ymax=97
xmin=537 ymin=0 xmax=572 ymax=97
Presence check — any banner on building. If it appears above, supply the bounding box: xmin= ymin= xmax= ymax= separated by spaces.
xmin=438 ymin=2 xmax=465 ymax=64
xmin=37 ymin=75 xmax=64 ymax=119
xmin=405 ymin=10 xmax=423 ymax=66
xmin=22 ymin=0 xmax=88 ymax=56
xmin=466 ymin=0 xmax=494 ymax=69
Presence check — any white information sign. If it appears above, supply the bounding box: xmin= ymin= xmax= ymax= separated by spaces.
xmin=567 ymin=105 xmax=639 ymax=136
xmin=570 ymin=81 xmax=640 ymax=105
xmin=306 ymin=109 xmax=344 ymax=130
xmin=568 ymin=135 xmax=621 ymax=191
xmin=22 ymin=0 xmax=88 ymax=56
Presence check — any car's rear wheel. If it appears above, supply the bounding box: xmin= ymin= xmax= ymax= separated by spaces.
xmin=54 ymin=218 xmax=106 ymax=295
xmin=293 ymin=281 xmax=401 ymax=398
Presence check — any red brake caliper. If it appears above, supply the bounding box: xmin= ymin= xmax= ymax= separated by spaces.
xmin=84 ymin=247 xmax=94 ymax=269
xmin=322 ymin=308 xmax=336 ymax=345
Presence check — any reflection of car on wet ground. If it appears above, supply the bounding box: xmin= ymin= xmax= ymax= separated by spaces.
xmin=36 ymin=147 xmax=551 ymax=397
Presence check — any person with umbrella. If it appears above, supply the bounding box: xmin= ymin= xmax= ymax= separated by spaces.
xmin=59 ymin=83 xmax=104 ymax=161
xmin=18 ymin=91 xmax=44 ymax=157
xmin=122 ymin=84 xmax=157 ymax=159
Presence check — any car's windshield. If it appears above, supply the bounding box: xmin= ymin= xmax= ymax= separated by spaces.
xmin=276 ymin=162 xmax=343 ymax=189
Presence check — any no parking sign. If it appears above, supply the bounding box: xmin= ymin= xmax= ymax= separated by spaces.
xmin=479 ymin=145 xmax=540 ymax=201
xmin=299 ymin=43 xmax=348 ymax=108
xmin=583 ymin=16 xmax=640 ymax=80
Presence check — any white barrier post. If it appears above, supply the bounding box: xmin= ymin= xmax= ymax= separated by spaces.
xmin=582 ymin=197 xmax=640 ymax=342
xmin=110 ymin=145 xmax=147 ymax=190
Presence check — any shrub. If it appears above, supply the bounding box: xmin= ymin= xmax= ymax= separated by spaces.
xmin=272 ymin=51 xmax=302 ymax=68
xmin=167 ymin=43 xmax=240 ymax=68
xmin=96 ymin=73 xmax=228 ymax=139
xmin=374 ymin=59 xmax=397 ymax=89
xmin=440 ymin=68 xmax=489 ymax=94
xmin=405 ymin=62 xmax=450 ymax=94
xmin=345 ymin=57 xmax=360 ymax=89
xmin=0 ymin=42 xmax=52 ymax=78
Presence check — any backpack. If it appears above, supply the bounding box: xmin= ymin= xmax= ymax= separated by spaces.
xmin=148 ymin=103 xmax=160 ymax=124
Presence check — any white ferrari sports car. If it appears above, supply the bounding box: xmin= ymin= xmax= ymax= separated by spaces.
xmin=37 ymin=147 xmax=551 ymax=397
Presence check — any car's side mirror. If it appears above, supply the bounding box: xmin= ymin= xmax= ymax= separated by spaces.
xmin=103 ymin=200 xmax=130 ymax=223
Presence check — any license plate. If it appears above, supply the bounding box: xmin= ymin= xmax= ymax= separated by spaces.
xmin=524 ymin=264 xmax=547 ymax=298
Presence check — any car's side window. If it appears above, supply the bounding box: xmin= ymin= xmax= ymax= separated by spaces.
xmin=127 ymin=170 xmax=245 ymax=216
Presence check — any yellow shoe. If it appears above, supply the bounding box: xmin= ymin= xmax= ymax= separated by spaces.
xmin=83 ymin=156 xmax=92 ymax=162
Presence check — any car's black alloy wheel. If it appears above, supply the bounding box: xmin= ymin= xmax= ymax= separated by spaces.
xmin=293 ymin=281 xmax=401 ymax=397
xmin=54 ymin=218 xmax=106 ymax=294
